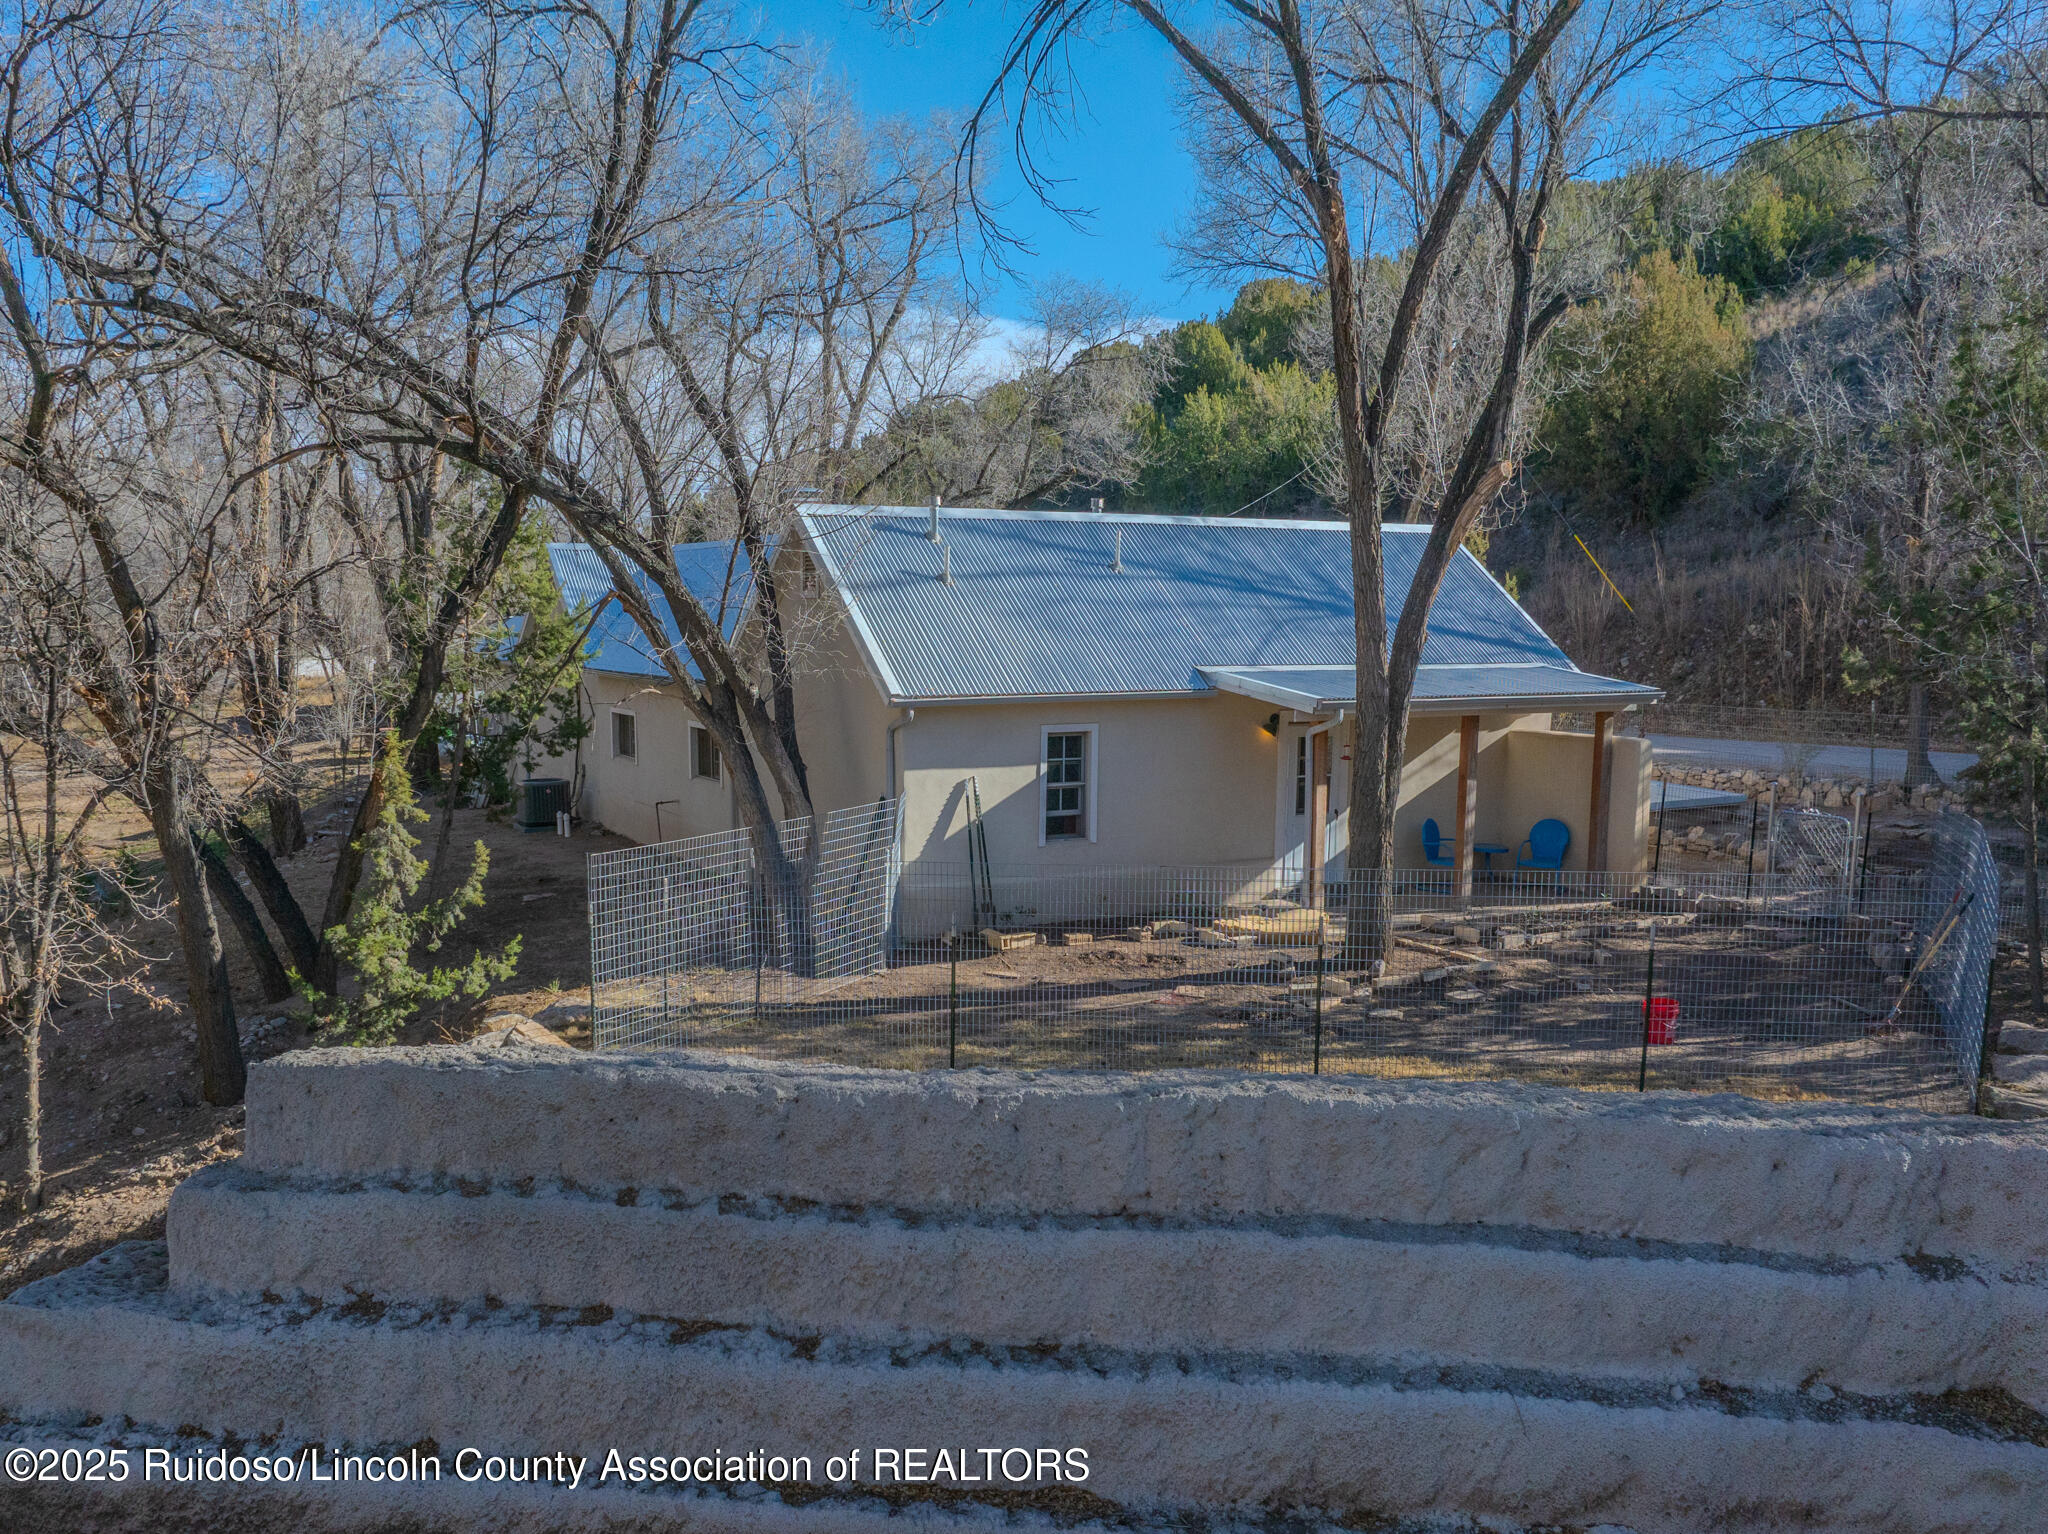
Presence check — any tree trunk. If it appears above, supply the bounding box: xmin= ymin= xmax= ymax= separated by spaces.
xmin=408 ymin=728 xmax=441 ymax=792
xmin=15 ymin=997 xmax=42 ymax=1214
xmin=2029 ymin=763 xmax=2043 ymax=1018
xmin=713 ymin=697 xmax=817 ymax=976
xmin=427 ymin=707 xmax=469 ymax=900
xmin=268 ymin=790 xmax=307 ymax=859
xmin=1904 ymin=683 xmax=1937 ymax=788
xmin=148 ymin=789 xmax=245 ymax=1105
xmin=193 ymin=829 xmax=293 ymax=1003
xmin=226 ymin=821 xmax=321 ymax=978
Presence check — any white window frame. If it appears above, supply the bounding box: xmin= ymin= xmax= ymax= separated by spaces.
xmin=1038 ymin=724 xmax=1098 ymax=846
xmin=609 ymin=706 xmax=637 ymax=761
xmin=688 ymin=724 xmax=722 ymax=782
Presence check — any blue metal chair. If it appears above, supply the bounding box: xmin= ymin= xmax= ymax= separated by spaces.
xmin=1422 ymin=818 xmax=1456 ymax=867
xmin=1517 ymin=818 xmax=1571 ymax=870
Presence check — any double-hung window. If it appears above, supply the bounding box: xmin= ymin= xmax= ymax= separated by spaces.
xmin=690 ymin=726 xmax=722 ymax=781
xmin=611 ymin=708 xmax=637 ymax=760
xmin=1042 ymin=729 xmax=1093 ymax=842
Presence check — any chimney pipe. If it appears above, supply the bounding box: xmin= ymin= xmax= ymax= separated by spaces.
xmin=941 ymin=544 xmax=953 ymax=585
xmin=1112 ymin=527 xmax=1123 ymax=573
xmin=928 ymin=494 xmax=942 ymax=542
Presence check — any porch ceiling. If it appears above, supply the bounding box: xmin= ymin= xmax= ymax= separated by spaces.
xmin=1197 ymin=662 xmax=1663 ymax=715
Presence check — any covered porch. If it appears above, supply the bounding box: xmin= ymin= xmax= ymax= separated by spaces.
xmin=1201 ymin=662 xmax=1664 ymax=900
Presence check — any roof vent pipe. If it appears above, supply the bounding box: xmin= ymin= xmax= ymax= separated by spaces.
xmin=941 ymin=544 xmax=952 ymax=585
xmin=1091 ymin=496 xmax=1104 ymax=512
xmin=1112 ymin=527 xmax=1123 ymax=573
xmin=928 ymin=494 xmax=941 ymax=542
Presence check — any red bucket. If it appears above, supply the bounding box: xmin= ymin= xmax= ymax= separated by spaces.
xmin=1641 ymin=996 xmax=1678 ymax=1046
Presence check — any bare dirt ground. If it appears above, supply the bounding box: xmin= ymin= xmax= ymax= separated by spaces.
xmin=0 ymin=793 xmax=625 ymax=1301
xmin=600 ymin=885 xmax=1968 ymax=1109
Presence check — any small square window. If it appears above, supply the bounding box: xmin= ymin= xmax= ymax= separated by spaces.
xmin=1044 ymin=731 xmax=1089 ymax=840
xmin=611 ymin=710 xmax=636 ymax=760
xmin=690 ymin=725 xmax=721 ymax=782
xmin=1295 ymin=735 xmax=1308 ymax=816
xmin=800 ymin=554 xmax=821 ymax=596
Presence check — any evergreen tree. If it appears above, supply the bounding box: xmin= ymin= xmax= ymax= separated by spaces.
xmin=296 ymin=731 xmax=521 ymax=1043
xmin=1537 ymin=250 xmax=1752 ymax=519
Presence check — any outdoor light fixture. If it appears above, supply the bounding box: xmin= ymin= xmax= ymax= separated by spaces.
xmin=1264 ymin=713 xmax=1281 ymax=736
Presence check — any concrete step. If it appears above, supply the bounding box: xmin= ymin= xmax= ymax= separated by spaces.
xmin=244 ymin=1049 xmax=2048 ymax=1269
xmin=4 ymin=1241 xmax=2046 ymax=1534
xmin=167 ymin=1163 xmax=2048 ymax=1410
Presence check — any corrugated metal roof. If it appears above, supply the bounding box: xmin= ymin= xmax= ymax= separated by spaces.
xmin=1199 ymin=662 xmax=1662 ymax=714
xmin=797 ymin=505 xmax=1631 ymax=704
xmin=547 ymin=541 xmax=760 ymax=680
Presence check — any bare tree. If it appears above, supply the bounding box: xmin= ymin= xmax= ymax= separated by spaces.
xmin=846 ymin=276 xmax=1152 ymax=507
xmin=0 ymin=516 xmax=141 ymax=1212
xmin=977 ymin=0 xmax=1706 ymax=960
xmin=1751 ymin=0 xmax=2046 ymax=779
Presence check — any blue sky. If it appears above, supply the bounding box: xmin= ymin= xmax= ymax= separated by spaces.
xmin=765 ymin=3 xmax=1236 ymax=325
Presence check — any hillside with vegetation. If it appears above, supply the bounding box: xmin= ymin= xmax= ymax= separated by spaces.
xmin=1008 ymin=117 xmax=2036 ymax=766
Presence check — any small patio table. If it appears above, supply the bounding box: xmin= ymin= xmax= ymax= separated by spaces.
xmin=1472 ymin=842 xmax=1511 ymax=871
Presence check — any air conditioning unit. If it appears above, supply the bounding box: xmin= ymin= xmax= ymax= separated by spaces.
xmin=516 ymin=776 xmax=572 ymax=831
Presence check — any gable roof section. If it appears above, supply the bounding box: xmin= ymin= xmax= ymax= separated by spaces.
xmin=547 ymin=541 xmax=761 ymax=680
xmin=796 ymin=505 xmax=1657 ymax=709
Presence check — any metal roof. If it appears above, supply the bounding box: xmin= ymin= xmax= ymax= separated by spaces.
xmin=547 ymin=541 xmax=759 ymax=680
xmin=1199 ymin=663 xmax=1662 ymax=714
xmin=796 ymin=505 xmax=1655 ymax=708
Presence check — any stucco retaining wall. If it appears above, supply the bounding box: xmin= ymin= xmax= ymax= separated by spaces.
xmin=246 ymin=1048 xmax=2048 ymax=1266
xmin=166 ymin=1162 xmax=2048 ymax=1408
xmin=10 ymin=1048 xmax=2048 ymax=1533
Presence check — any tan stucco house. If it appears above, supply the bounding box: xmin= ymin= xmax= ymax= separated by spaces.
xmin=544 ymin=506 xmax=1660 ymax=898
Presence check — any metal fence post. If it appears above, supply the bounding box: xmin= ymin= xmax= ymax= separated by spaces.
xmin=1762 ymin=786 xmax=1779 ymax=903
xmin=948 ymin=933 xmax=959 ymax=1069
xmin=1638 ymin=920 xmax=1658 ymax=1092
xmin=1848 ymin=788 xmax=1865 ymax=914
xmin=1744 ymin=797 xmax=1761 ymax=901
xmin=1313 ymin=930 xmax=1325 ymax=1075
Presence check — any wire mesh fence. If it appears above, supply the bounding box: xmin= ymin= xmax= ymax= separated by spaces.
xmin=588 ymin=799 xmax=902 ymax=1050
xmin=589 ymin=804 xmax=2002 ymax=1112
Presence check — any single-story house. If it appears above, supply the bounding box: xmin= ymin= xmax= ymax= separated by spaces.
xmin=541 ymin=505 xmax=1661 ymax=897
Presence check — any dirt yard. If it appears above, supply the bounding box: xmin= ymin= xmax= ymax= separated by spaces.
xmin=596 ymin=883 xmax=1976 ymax=1109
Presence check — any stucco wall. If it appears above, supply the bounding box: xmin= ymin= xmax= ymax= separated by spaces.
xmin=896 ymin=694 xmax=1281 ymax=871
xmin=559 ymin=663 xmax=1650 ymax=879
xmin=781 ymin=552 xmax=893 ymax=819
xmin=1498 ymin=726 xmax=1651 ymax=874
xmin=565 ymin=672 xmax=736 ymax=846
xmin=1390 ymin=712 xmax=1551 ymax=869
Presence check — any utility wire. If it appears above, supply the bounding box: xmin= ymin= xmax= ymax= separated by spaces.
xmin=1229 ymin=466 xmax=1311 ymax=517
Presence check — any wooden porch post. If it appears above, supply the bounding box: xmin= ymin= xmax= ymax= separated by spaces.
xmin=1307 ymin=730 xmax=1332 ymax=909
xmin=1587 ymin=710 xmax=1613 ymax=873
xmin=1454 ymin=714 xmax=1479 ymax=900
